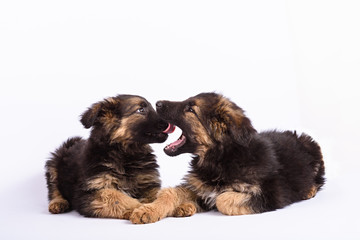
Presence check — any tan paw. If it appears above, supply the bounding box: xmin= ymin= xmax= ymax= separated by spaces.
xmin=129 ymin=204 xmax=162 ymax=224
xmin=121 ymin=209 xmax=134 ymax=220
xmin=49 ymin=199 xmax=70 ymax=214
xmin=302 ymin=186 xmax=318 ymax=200
xmin=173 ymin=202 xmax=196 ymax=217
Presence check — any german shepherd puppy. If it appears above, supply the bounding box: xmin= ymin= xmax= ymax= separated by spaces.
xmin=45 ymin=95 xmax=173 ymax=219
xmin=130 ymin=92 xmax=325 ymax=224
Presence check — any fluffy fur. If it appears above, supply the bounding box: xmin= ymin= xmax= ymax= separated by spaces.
xmin=130 ymin=92 xmax=325 ymax=224
xmin=45 ymin=95 xmax=170 ymax=219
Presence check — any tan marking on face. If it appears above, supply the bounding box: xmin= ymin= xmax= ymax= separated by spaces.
xmin=121 ymin=97 xmax=147 ymax=115
xmin=110 ymin=114 xmax=143 ymax=143
xmin=126 ymin=97 xmax=144 ymax=107
xmin=187 ymin=116 xmax=212 ymax=157
xmin=188 ymin=100 xmax=215 ymax=161
xmin=89 ymin=188 xmax=141 ymax=219
xmin=216 ymin=191 xmax=254 ymax=216
xmin=193 ymin=98 xmax=207 ymax=109
xmin=100 ymin=96 xmax=146 ymax=137
xmin=183 ymin=102 xmax=214 ymax=161
xmin=188 ymin=100 xmax=213 ymax=145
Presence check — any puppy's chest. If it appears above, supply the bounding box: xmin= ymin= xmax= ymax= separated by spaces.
xmin=184 ymin=174 xmax=261 ymax=210
xmin=183 ymin=174 xmax=222 ymax=209
xmin=195 ymin=187 xmax=219 ymax=209
xmin=85 ymin=162 xmax=159 ymax=197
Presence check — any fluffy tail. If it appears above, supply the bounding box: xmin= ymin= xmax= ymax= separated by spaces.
xmin=299 ymin=133 xmax=326 ymax=197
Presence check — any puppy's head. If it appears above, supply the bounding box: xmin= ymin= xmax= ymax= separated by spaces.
xmin=156 ymin=93 xmax=256 ymax=157
xmin=81 ymin=95 xmax=169 ymax=144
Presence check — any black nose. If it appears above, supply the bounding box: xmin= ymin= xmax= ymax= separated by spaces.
xmin=156 ymin=101 xmax=163 ymax=109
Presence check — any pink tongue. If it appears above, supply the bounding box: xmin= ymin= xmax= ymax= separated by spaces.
xmin=168 ymin=138 xmax=183 ymax=148
xmin=166 ymin=135 xmax=186 ymax=150
xmin=163 ymin=123 xmax=176 ymax=134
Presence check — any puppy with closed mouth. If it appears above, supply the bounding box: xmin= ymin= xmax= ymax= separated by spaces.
xmin=130 ymin=92 xmax=325 ymax=224
xmin=45 ymin=95 xmax=171 ymax=219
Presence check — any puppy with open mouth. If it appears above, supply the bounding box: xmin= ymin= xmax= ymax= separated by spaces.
xmin=130 ymin=92 xmax=325 ymax=224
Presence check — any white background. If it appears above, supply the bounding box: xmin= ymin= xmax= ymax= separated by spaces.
xmin=1 ymin=0 xmax=359 ymax=239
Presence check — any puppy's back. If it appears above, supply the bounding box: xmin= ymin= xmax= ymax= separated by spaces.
xmin=260 ymin=130 xmax=325 ymax=202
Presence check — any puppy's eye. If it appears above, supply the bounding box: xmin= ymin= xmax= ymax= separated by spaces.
xmin=186 ymin=106 xmax=196 ymax=114
xmin=136 ymin=108 xmax=145 ymax=113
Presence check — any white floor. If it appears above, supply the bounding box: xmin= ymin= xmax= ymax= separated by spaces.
xmin=0 ymin=178 xmax=357 ymax=240
xmin=0 ymin=141 xmax=359 ymax=240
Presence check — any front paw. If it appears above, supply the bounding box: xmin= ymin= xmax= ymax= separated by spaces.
xmin=129 ymin=204 xmax=162 ymax=224
xmin=48 ymin=199 xmax=70 ymax=214
xmin=173 ymin=202 xmax=196 ymax=217
xmin=121 ymin=208 xmax=135 ymax=220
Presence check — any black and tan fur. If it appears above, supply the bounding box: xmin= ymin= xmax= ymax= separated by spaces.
xmin=45 ymin=95 xmax=170 ymax=219
xmin=130 ymin=92 xmax=325 ymax=224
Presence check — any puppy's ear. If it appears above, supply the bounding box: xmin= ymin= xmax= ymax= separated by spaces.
xmin=211 ymin=103 xmax=256 ymax=146
xmin=80 ymin=102 xmax=102 ymax=129
xmin=228 ymin=112 xmax=256 ymax=147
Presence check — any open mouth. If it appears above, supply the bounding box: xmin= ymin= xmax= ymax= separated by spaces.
xmin=164 ymin=134 xmax=186 ymax=154
xmin=162 ymin=123 xmax=187 ymax=155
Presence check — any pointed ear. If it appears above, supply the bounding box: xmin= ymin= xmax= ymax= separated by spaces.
xmin=229 ymin=113 xmax=256 ymax=147
xmin=210 ymin=103 xmax=256 ymax=146
xmin=80 ymin=102 xmax=102 ymax=129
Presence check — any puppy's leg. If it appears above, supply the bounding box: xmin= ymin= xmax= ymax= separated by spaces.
xmin=130 ymin=187 xmax=197 ymax=224
xmin=139 ymin=187 xmax=160 ymax=204
xmin=48 ymin=190 xmax=70 ymax=214
xmin=173 ymin=202 xmax=197 ymax=217
xmin=89 ymin=188 xmax=141 ymax=219
xmin=216 ymin=191 xmax=254 ymax=216
xmin=45 ymin=165 xmax=70 ymax=214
